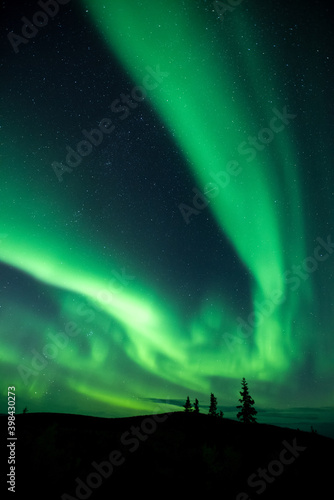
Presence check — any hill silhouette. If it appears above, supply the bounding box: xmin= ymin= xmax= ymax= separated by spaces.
xmin=1 ymin=411 xmax=333 ymax=498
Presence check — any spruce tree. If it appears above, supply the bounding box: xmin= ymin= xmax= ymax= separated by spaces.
xmin=236 ymin=377 xmax=257 ymax=423
xmin=208 ymin=392 xmax=218 ymax=416
xmin=193 ymin=398 xmax=199 ymax=414
xmin=183 ymin=396 xmax=192 ymax=412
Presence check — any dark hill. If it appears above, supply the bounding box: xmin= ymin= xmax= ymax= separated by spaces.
xmin=1 ymin=411 xmax=333 ymax=499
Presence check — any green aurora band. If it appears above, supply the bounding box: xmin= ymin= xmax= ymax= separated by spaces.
xmin=82 ymin=2 xmax=311 ymax=377
xmin=0 ymin=0 xmax=332 ymax=418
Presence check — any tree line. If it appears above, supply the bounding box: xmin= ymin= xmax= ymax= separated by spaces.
xmin=183 ymin=377 xmax=257 ymax=424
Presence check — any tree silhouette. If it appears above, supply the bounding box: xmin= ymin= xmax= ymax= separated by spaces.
xmin=193 ymin=398 xmax=199 ymax=414
xmin=219 ymin=410 xmax=224 ymax=418
xmin=23 ymin=407 xmax=29 ymax=414
xmin=208 ymin=393 xmax=218 ymax=417
xmin=236 ymin=378 xmax=257 ymax=423
xmin=183 ymin=396 xmax=192 ymax=412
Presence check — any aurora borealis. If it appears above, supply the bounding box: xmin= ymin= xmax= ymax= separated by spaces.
xmin=1 ymin=0 xmax=334 ymax=436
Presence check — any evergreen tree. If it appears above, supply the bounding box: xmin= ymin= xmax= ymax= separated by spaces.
xmin=23 ymin=407 xmax=28 ymax=414
xmin=183 ymin=396 xmax=192 ymax=412
xmin=219 ymin=410 xmax=224 ymax=418
xmin=236 ymin=377 xmax=257 ymax=423
xmin=208 ymin=392 xmax=218 ymax=416
xmin=193 ymin=398 xmax=199 ymax=414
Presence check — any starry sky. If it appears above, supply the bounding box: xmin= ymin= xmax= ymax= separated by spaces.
xmin=1 ymin=0 xmax=334 ymax=436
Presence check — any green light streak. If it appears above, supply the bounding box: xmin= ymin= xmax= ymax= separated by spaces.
xmin=0 ymin=0 xmax=326 ymax=416
xmin=84 ymin=0 xmax=310 ymax=374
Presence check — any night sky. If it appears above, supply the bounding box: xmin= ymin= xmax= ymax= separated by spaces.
xmin=1 ymin=0 xmax=334 ymax=437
